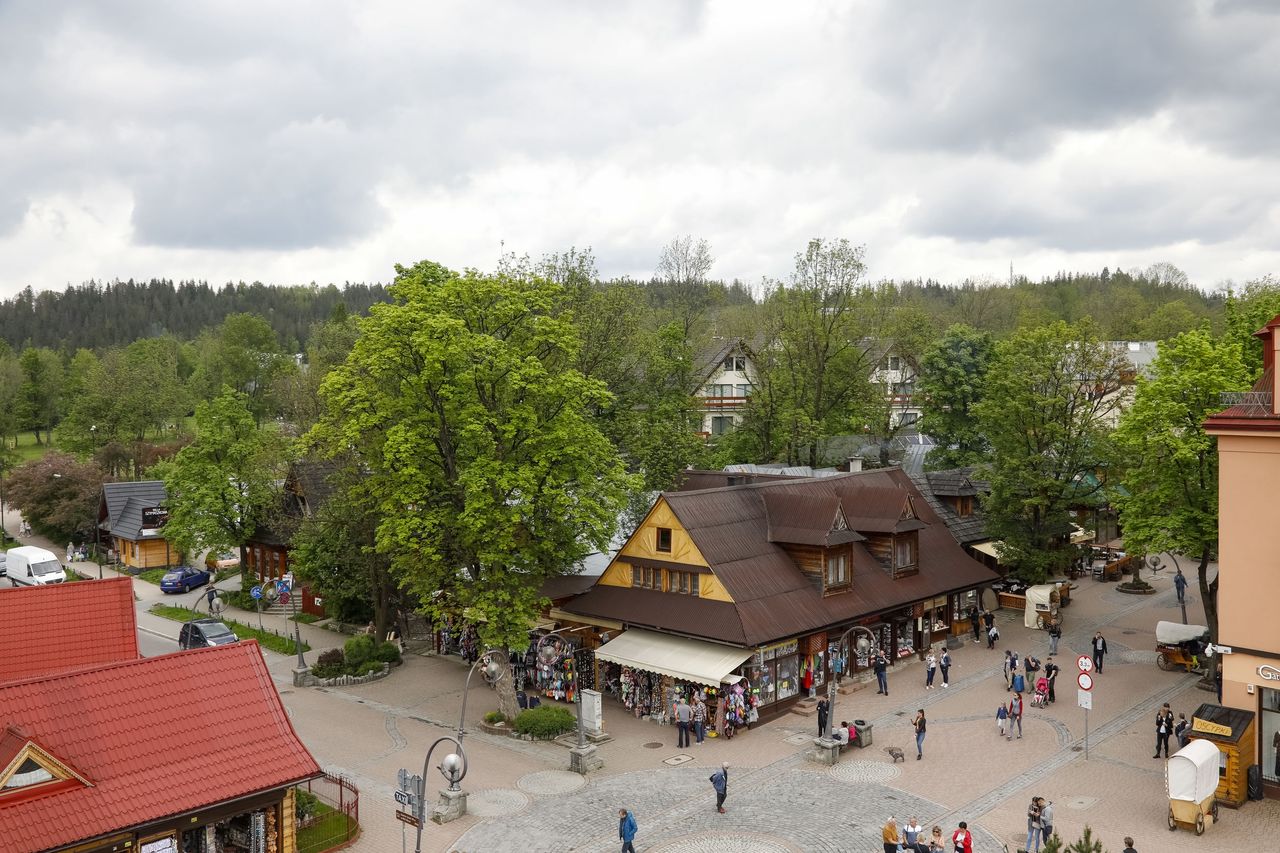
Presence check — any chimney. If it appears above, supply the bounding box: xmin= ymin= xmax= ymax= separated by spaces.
xmin=847 ymin=456 xmax=863 ymax=473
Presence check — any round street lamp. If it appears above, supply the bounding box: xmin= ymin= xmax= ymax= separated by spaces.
xmin=821 ymin=626 xmax=880 ymax=745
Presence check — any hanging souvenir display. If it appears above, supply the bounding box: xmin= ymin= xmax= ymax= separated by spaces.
xmin=574 ymin=647 xmax=596 ymax=691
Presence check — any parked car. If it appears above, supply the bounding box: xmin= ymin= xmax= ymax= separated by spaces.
xmin=159 ymin=565 xmax=212 ymax=594
xmin=6 ymin=546 xmax=65 ymax=587
xmin=205 ymin=550 xmax=241 ymax=570
xmin=178 ymin=618 xmax=238 ymax=649
xmin=0 ymin=553 xmax=6 ymax=577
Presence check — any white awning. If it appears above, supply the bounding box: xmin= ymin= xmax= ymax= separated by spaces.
xmin=1070 ymin=524 xmax=1096 ymax=544
xmin=594 ymin=629 xmax=753 ymax=687
xmin=971 ymin=541 xmax=1002 ymax=560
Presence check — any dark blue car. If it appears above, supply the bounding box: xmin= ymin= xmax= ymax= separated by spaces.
xmin=159 ymin=565 xmax=212 ymax=594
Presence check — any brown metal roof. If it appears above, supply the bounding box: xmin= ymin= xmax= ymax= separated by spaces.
xmin=565 ymin=585 xmax=747 ymax=645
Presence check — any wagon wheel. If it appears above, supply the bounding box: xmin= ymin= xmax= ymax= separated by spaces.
xmin=1211 ymin=800 xmax=1219 ymax=822
xmin=1168 ymin=809 xmax=1177 ymax=831
xmin=1195 ymin=812 xmax=1204 ymax=835
xmin=1036 ymin=614 xmax=1047 ymax=630
xmin=1157 ymin=652 xmax=1174 ymax=671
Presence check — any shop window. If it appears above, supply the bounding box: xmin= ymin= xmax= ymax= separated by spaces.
xmin=631 ymin=565 xmax=662 ymax=590
xmin=776 ymin=654 xmax=799 ymax=702
xmin=894 ymin=619 xmax=914 ymax=658
xmin=656 ymin=527 xmax=672 ymax=553
xmin=1262 ymin=687 xmax=1280 ymax=784
xmin=952 ymin=589 xmax=979 ymax=622
xmin=825 ymin=552 xmax=848 ymax=589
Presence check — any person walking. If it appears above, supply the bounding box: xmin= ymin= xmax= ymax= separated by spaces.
xmin=1008 ymin=693 xmax=1024 ymax=740
xmin=816 ymin=696 xmax=829 ymax=738
xmin=951 ymin=821 xmax=973 ymax=853
xmin=675 ymin=696 xmax=692 ymax=749
xmin=874 ymin=651 xmax=889 ymax=695
xmin=1092 ymin=631 xmax=1108 ymax=674
xmin=1154 ymin=702 xmax=1174 ymax=759
xmin=710 ymin=762 xmax=728 ymax=813
xmin=618 ymin=808 xmax=638 ymax=853
xmin=1025 ymin=796 xmax=1043 ymax=853
xmin=1004 ymin=650 xmax=1015 ymax=690
xmin=987 ymin=622 xmax=999 ymax=649
xmin=940 ymin=649 xmax=951 ymax=687
xmin=1048 ymin=618 xmax=1062 ymax=656
xmin=1174 ymin=568 xmax=1188 ymax=604
xmin=693 ymin=694 xmax=708 ymax=744
xmin=1038 ymin=798 xmax=1054 ymax=843
xmin=969 ymin=605 xmax=981 ymax=643
xmin=1044 ymin=660 xmax=1059 ymax=704
xmin=925 ymin=651 xmax=937 ymax=689
xmin=996 ymin=702 xmax=1009 ymax=738
xmin=913 ymin=708 xmax=927 ymax=760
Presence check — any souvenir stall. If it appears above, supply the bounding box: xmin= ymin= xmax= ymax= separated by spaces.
xmin=892 ymin=609 xmax=916 ymax=659
xmin=852 ymin=624 xmax=892 ymax=671
xmin=436 ymin=617 xmax=480 ymax=663
xmin=169 ymin=800 xmax=281 ymax=853
xmin=951 ymin=588 xmax=982 ymax=638
xmin=531 ymin=631 xmax=581 ymax=702
xmin=919 ymin=595 xmax=950 ymax=647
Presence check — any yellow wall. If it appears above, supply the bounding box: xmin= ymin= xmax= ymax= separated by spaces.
xmin=281 ymin=787 xmax=296 ymax=853
xmin=597 ymin=497 xmax=734 ymax=602
xmin=116 ymin=537 xmax=177 ymax=569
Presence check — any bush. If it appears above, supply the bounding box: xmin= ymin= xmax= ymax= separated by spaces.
xmin=374 ymin=641 xmax=402 ymax=664
xmin=316 ymin=648 xmax=345 ymax=668
xmin=356 ymin=660 xmax=384 ymax=676
xmin=514 ymin=705 xmax=576 ymax=739
xmin=295 ymin=789 xmax=321 ymax=822
xmin=344 ymin=634 xmax=376 ymax=668
xmin=483 ymin=711 xmax=507 ymax=724
xmin=310 ymin=663 xmax=345 ymax=680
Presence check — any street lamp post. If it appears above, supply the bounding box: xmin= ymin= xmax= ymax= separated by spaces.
xmin=535 ymin=626 xmax=600 ymax=773
xmin=810 ymin=625 xmax=879 ymax=765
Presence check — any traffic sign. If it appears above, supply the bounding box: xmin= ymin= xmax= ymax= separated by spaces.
xmin=1076 ymin=655 xmax=1093 ymax=673
xmin=278 ymin=591 xmax=291 ymax=606
xmin=1077 ymin=671 xmax=1094 ymax=691
xmin=1077 ymin=689 xmax=1092 ymax=710
xmin=276 ymin=579 xmax=291 ymax=593
xmin=250 ymin=586 xmax=263 ymax=600
xmin=394 ymin=790 xmax=413 ymax=806
xmin=395 ymin=810 xmax=421 ymax=828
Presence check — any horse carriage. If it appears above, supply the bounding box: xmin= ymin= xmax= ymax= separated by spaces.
xmin=1156 ymin=621 xmax=1209 ymax=673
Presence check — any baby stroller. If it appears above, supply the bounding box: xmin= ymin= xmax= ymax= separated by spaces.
xmin=1030 ymin=676 xmax=1049 ymax=708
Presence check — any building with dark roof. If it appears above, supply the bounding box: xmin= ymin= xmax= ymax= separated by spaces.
xmin=99 ymin=480 xmax=178 ymax=570
xmin=561 ymin=467 xmax=998 ymax=719
xmin=693 ymin=337 xmax=759 ymax=436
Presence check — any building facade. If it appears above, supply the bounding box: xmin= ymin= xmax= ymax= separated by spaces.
xmin=694 ymin=338 xmax=758 ymax=436
xmin=100 ymin=481 xmax=180 ymax=569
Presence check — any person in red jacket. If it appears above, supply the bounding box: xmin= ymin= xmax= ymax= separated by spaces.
xmin=951 ymin=820 xmax=973 ymax=853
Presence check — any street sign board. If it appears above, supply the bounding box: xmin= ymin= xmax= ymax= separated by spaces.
xmin=395 ymin=810 xmax=421 ymax=828
xmin=394 ymin=790 xmax=412 ymax=806
xmin=250 ymin=586 xmax=262 ymax=600
xmin=1078 ymin=689 xmax=1092 ymax=710
xmin=278 ymin=591 xmax=291 ymax=606
xmin=1076 ymin=655 xmax=1093 ymax=673
xmin=277 ymin=579 xmax=291 ymax=593
xmin=1077 ymin=672 xmax=1094 ymax=691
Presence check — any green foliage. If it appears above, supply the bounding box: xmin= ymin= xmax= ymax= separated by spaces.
xmin=1114 ymin=328 xmax=1249 ymax=641
xmin=17 ymin=347 xmax=63 ymax=445
xmin=514 ymin=705 xmax=576 ymax=738
xmin=190 ymin=314 xmax=295 ymax=424
xmin=294 ymin=789 xmax=321 ymax=822
xmin=356 ymin=659 xmax=384 ymax=676
xmin=483 ymin=710 xmax=507 ymax=724
xmin=5 ymin=452 xmax=105 ymax=542
xmin=1040 ymin=829 xmax=1064 ymax=853
xmin=1224 ymin=276 xmax=1280 ymax=377
xmin=976 ymin=322 xmax=1126 ymax=582
xmin=918 ymin=324 xmax=994 ymax=469
xmin=343 ymin=633 xmax=376 ymax=669
xmin=373 ymin=641 xmax=402 ymax=664
xmin=1063 ymin=825 xmax=1104 ymax=853
xmin=316 ymin=648 xmax=345 ymax=668
xmin=308 ymin=259 xmax=635 ymax=654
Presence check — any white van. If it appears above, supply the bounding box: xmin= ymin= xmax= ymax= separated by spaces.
xmin=6 ymin=546 xmax=66 ymax=587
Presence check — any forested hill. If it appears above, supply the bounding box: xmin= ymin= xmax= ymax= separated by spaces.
xmin=0 ymin=280 xmax=390 ymax=351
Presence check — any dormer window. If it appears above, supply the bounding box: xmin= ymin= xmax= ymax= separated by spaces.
xmin=892 ymin=533 xmax=918 ymax=578
xmin=656 ymin=527 xmax=672 ymax=553
xmin=825 ymin=551 xmax=848 ymax=589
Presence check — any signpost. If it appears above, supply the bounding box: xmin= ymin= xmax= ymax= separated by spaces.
xmin=250 ymin=585 xmax=264 ymax=630
xmin=396 ymin=768 xmax=426 ymax=852
xmin=1077 ymin=655 xmax=1094 ymax=758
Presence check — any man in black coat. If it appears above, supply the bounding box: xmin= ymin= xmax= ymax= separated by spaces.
xmin=816 ymin=696 xmax=829 ymax=737
xmin=1092 ymin=632 xmax=1108 ymax=673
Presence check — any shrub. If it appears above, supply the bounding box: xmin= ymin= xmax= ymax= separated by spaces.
xmin=483 ymin=711 xmax=507 ymax=724
xmin=374 ymin=641 xmax=402 ymax=664
xmin=295 ymin=789 xmax=321 ymax=822
xmin=514 ymin=705 xmax=576 ymax=739
xmin=310 ymin=663 xmax=345 ymax=680
xmin=344 ymin=634 xmax=376 ymax=669
xmin=316 ymin=648 xmax=345 ymax=668
xmin=356 ymin=660 xmax=384 ymax=676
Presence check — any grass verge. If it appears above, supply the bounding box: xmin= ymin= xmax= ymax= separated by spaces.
xmin=290 ymin=612 xmax=321 ymax=624
xmin=148 ymin=604 xmax=311 ymax=655
xmin=296 ymin=802 xmax=357 ymax=853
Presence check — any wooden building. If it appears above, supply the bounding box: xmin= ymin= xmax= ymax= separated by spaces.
xmin=100 ymin=480 xmax=178 ymax=570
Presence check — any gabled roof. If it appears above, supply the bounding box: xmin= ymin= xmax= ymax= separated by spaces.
xmin=909 ymin=469 xmax=989 ymax=545
xmin=0 ymin=578 xmax=139 ymax=684
xmin=567 ymin=469 xmax=998 ymax=646
xmin=0 ymin=642 xmax=322 ymax=853
xmin=763 ymin=491 xmax=865 ymax=547
xmin=100 ymin=480 xmax=168 ymax=541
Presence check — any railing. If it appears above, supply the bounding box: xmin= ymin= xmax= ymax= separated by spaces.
xmin=295 ymin=772 xmax=360 ymax=853
xmin=699 ymin=396 xmax=750 ymax=408
xmin=1220 ymin=391 xmax=1273 ymax=408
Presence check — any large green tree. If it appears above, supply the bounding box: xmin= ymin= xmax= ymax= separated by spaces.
xmin=918 ymin=324 xmax=995 ymax=469
xmin=1113 ymin=329 xmax=1249 ymax=641
xmin=309 ymin=260 xmax=634 ymax=719
xmin=158 ymin=388 xmax=289 ymax=565
xmin=1223 ymin=276 xmax=1280 ymax=377
xmin=191 ymin=313 xmax=294 ymax=423
xmin=5 ymin=452 xmax=104 ymax=543
xmin=17 ymin=347 xmax=64 ymax=445
xmin=975 ymin=322 xmax=1127 ymax=581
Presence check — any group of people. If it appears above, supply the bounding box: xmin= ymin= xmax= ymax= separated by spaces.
xmin=922 ymin=649 xmax=952 ymax=689
xmin=1154 ymin=701 xmax=1192 ymax=758
xmin=1002 ymin=648 xmax=1061 ymax=708
xmin=969 ymin=606 xmax=1001 ymax=648
xmin=673 ymin=694 xmax=709 ymax=749
xmin=1024 ymin=795 xmax=1055 ymax=852
xmin=881 ymin=817 xmax=973 ymax=853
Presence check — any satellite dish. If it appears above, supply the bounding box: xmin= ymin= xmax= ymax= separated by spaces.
xmin=209 ymin=598 xmax=225 ymax=617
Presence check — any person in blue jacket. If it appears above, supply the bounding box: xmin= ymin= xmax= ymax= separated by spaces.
xmin=618 ymin=808 xmax=637 ymax=852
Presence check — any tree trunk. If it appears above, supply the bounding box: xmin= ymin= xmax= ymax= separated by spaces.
xmin=490 ymin=649 xmax=521 ymax=721
xmin=1197 ymin=546 xmax=1218 ymax=642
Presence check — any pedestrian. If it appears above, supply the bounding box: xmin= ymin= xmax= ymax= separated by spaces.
xmin=904 ymin=816 xmax=924 ymax=848
xmin=951 ymin=821 xmax=973 ymax=853
xmin=675 ymin=695 xmax=692 ymax=749
xmin=983 ymin=609 xmax=995 ymax=634
xmin=1044 ymin=660 xmax=1059 ymax=704
xmin=816 ymin=696 xmax=829 ymax=737
xmin=1174 ymin=568 xmax=1188 ymax=604
xmin=940 ymin=649 xmax=951 ymax=687
xmin=1025 ymin=796 xmax=1042 ymax=853
xmin=969 ymin=605 xmax=981 ymax=643
xmin=987 ymin=623 xmax=999 ymax=649
xmin=996 ymin=702 xmax=1009 ymax=737
xmin=874 ymin=651 xmax=889 ymax=695
xmin=925 ymin=651 xmax=937 ymax=689
xmin=881 ymin=817 xmax=901 ymax=853
xmin=1154 ymin=702 xmax=1174 ymax=759
xmin=693 ymin=694 xmax=708 ymax=744
xmin=1004 ymin=650 xmax=1015 ymax=689
xmin=1048 ymin=618 xmax=1062 ymax=656
xmin=709 ymin=762 xmax=728 ymax=813
xmin=1092 ymin=631 xmax=1108 ymax=674
xmin=1121 ymin=836 xmax=1137 ymax=853
xmin=928 ymin=825 xmax=945 ymax=852
xmin=1175 ymin=713 xmax=1190 ymax=749
xmin=913 ymin=708 xmax=926 ymax=760
xmin=1039 ymin=798 xmax=1054 ymax=843
xmin=1008 ymin=693 xmax=1024 ymax=740
xmin=618 ymin=808 xmax=637 ymax=853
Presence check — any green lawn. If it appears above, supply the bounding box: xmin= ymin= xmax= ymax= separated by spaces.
xmin=137 ymin=569 xmax=170 ymax=585
xmin=296 ymin=802 xmax=357 ymax=852
xmin=148 ymin=604 xmax=311 ymax=655
xmin=290 ymin=612 xmax=321 ymax=624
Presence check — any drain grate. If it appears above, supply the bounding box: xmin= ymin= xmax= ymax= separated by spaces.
xmin=1122 ymin=630 xmax=1137 ymax=635
xmin=644 ymin=741 xmax=664 ymax=749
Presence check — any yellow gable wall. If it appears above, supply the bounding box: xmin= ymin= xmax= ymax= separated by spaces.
xmin=597 ymin=497 xmax=734 ymax=602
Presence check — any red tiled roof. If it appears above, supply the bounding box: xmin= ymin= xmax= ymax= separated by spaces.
xmin=0 ymin=577 xmax=139 ymax=684
xmin=0 ymin=641 xmax=321 ymax=852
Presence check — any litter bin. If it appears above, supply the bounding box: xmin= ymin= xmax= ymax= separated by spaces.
xmin=853 ymin=719 xmax=873 ymax=748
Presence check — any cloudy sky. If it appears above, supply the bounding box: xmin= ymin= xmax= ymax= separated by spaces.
xmin=2 ymin=0 xmax=1279 ymax=296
